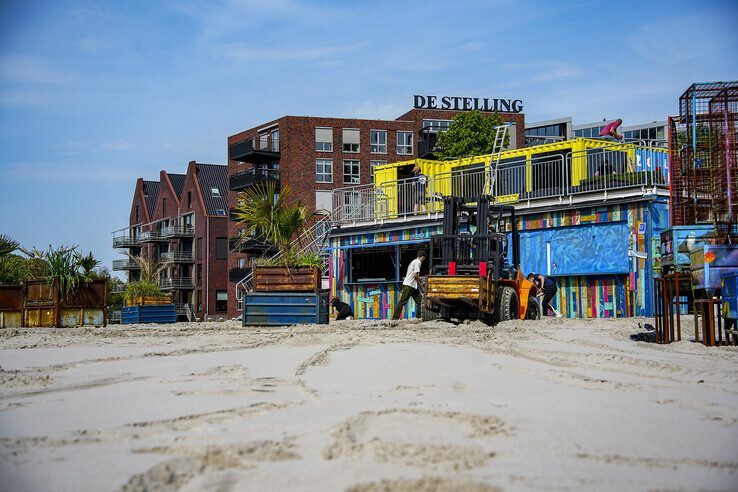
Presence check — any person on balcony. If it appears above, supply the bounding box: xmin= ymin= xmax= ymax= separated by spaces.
xmin=331 ymin=297 xmax=354 ymax=320
xmin=392 ymin=250 xmax=427 ymax=319
xmin=598 ymin=119 xmax=624 ymax=142
xmin=412 ymin=165 xmax=428 ymax=213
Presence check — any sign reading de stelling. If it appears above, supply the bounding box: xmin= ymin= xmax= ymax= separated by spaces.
xmin=413 ymin=95 xmax=523 ymax=113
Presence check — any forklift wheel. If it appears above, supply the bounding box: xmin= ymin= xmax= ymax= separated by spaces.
xmin=525 ymin=298 xmax=541 ymax=320
xmin=421 ymin=303 xmax=439 ymax=322
xmin=494 ymin=286 xmax=518 ymax=324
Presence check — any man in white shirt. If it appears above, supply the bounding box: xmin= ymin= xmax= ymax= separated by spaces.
xmin=392 ymin=250 xmax=427 ymax=319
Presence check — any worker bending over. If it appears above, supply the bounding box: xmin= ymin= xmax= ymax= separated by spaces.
xmin=331 ymin=297 xmax=354 ymax=320
xmin=527 ymin=272 xmax=561 ymax=317
xmin=392 ymin=250 xmax=427 ymax=319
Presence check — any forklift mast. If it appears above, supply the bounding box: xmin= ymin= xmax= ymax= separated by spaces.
xmin=432 ymin=195 xmax=519 ymax=276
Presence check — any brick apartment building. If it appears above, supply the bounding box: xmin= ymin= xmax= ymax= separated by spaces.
xmin=113 ymin=161 xmax=230 ymax=320
xmin=226 ymin=105 xmax=526 ymax=318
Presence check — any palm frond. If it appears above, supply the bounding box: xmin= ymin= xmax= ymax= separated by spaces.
xmin=0 ymin=234 xmax=20 ymax=257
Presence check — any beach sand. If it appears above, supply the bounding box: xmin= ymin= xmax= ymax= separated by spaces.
xmin=1 ymin=317 xmax=737 ymax=491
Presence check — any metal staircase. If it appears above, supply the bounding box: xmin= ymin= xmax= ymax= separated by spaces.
xmin=487 ymin=123 xmax=512 ymax=196
xmin=234 ymin=207 xmax=338 ymax=308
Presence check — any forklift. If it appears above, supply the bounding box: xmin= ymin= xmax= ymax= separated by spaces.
xmin=423 ymin=196 xmax=540 ymax=324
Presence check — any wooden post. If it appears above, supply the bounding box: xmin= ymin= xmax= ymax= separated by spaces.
xmin=674 ymin=272 xmax=682 ymax=341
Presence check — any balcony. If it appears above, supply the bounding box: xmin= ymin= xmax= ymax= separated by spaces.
xmin=229 ymin=267 xmax=251 ymax=283
xmin=229 ymin=167 xmax=280 ymax=192
xmin=112 ymin=235 xmax=141 ymax=248
xmin=160 ymin=225 xmax=194 ymax=239
xmin=110 ymin=282 xmax=127 ymax=294
xmin=175 ymin=303 xmax=193 ymax=317
xmin=229 ymin=236 xmax=276 ymax=255
xmin=160 ymin=251 xmax=195 ymax=263
xmin=139 ymin=230 xmax=167 ymax=243
xmin=112 ymin=259 xmax=139 ymax=271
xmin=160 ymin=277 xmax=195 ymax=290
xmin=228 ymin=134 xmax=280 ymax=165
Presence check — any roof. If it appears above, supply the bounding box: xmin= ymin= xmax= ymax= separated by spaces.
xmin=167 ymin=173 xmax=186 ymax=199
xmin=195 ymin=163 xmax=228 ymax=216
xmin=142 ymin=180 xmax=160 ymax=218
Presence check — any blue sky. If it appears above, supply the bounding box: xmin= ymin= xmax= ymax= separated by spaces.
xmin=1 ymin=0 xmax=737 ymax=274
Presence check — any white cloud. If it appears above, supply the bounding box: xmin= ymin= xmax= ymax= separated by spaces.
xmin=216 ymin=42 xmax=364 ymax=63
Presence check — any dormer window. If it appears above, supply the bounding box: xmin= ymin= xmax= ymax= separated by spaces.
xmin=211 ymin=188 xmax=221 ymax=197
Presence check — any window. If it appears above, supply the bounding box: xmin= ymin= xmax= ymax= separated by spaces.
xmin=422 ymin=120 xmax=453 ymax=132
xmin=187 ymin=191 xmax=192 ymax=209
xmin=162 ymin=197 xmax=167 ymax=216
xmin=316 ymin=158 xmax=333 ymax=183
xmin=271 ymin=129 xmax=279 ymax=152
xmin=342 ymin=129 xmax=360 ymax=152
xmin=197 ymin=237 xmax=202 ymax=259
xmin=215 ymin=209 xmax=226 ymax=216
xmin=315 ymin=127 xmax=333 ymax=151
xmin=397 ymin=131 xmax=413 ymax=155
xmin=238 ymin=258 xmax=246 ymax=268
xmin=211 ymin=187 xmax=221 ymax=197
xmin=197 ymin=264 xmax=202 ymax=285
xmin=216 ymin=290 xmax=227 ymax=311
xmin=216 ymin=238 xmax=228 ymax=260
xmin=196 ymin=290 xmax=202 ymax=313
xmin=370 ymin=160 xmax=386 ymax=178
xmin=315 ymin=190 xmax=332 ymax=212
xmin=370 ymin=130 xmax=387 ymax=153
xmin=343 ymin=160 xmax=360 ymax=184
xmin=350 ymin=247 xmax=397 ymax=281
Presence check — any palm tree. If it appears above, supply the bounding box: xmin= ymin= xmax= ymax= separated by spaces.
xmin=128 ymin=254 xmax=164 ymax=284
xmin=0 ymin=234 xmax=19 ymax=257
xmin=76 ymin=251 xmax=100 ymax=278
xmin=232 ymin=181 xmax=308 ymax=261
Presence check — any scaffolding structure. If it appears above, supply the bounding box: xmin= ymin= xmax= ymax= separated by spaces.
xmin=669 ymin=81 xmax=738 ymax=228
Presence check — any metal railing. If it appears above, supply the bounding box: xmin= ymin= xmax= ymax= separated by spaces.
xmin=110 ymin=283 xmax=127 ymax=294
xmin=109 ymin=310 xmax=122 ymax=323
xmin=160 ymin=251 xmax=195 ymax=263
xmin=112 ymin=259 xmax=139 ymax=271
xmin=230 ymin=167 xmax=280 ymax=191
xmin=330 ymin=141 xmax=669 ymax=225
xmin=160 ymin=277 xmax=195 ymax=290
xmin=112 ymin=234 xmax=141 ymax=248
xmin=160 ymin=225 xmax=195 ymax=239
xmin=139 ymin=230 xmax=165 ymax=242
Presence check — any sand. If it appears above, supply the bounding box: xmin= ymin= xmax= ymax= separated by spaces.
xmin=1 ymin=317 xmax=737 ymax=491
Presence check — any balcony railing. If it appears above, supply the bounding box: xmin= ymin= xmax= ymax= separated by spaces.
xmin=160 ymin=277 xmax=195 ymax=290
xmin=331 ymin=141 xmax=669 ymax=225
xmin=160 ymin=225 xmax=194 ymax=239
xmin=230 ymin=167 xmax=280 ymax=191
xmin=160 ymin=251 xmax=195 ymax=263
xmin=112 ymin=235 xmax=141 ymax=248
xmin=109 ymin=310 xmax=122 ymax=323
xmin=175 ymin=303 xmax=193 ymax=317
xmin=112 ymin=259 xmax=139 ymax=271
xmin=228 ymin=134 xmax=280 ymax=164
xmin=139 ymin=230 xmax=167 ymax=242
xmin=110 ymin=283 xmax=127 ymax=294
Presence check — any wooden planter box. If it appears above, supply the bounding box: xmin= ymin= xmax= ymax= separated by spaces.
xmin=253 ymin=265 xmax=321 ymax=293
xmin=22 ymin=279 xmax=108 ymax=328
xmin=125 ymin=294 xmax=173 ymax=306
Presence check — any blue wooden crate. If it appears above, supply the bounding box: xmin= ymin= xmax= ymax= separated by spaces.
xmin=243 ymin=291 xmax=329 ymax=327
xmin=121 ymin=304 xmax=176 ymax=324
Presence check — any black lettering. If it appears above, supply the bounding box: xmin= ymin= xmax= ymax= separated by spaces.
xmin=493 ymin=98 xmax=500 ymax=111
xmin=512 ymin=99 xmax=524 ymax=112
xmin=473 ymin=98 xmax=482 ymax=110
xmin=413 ymin=95 xmax=426 ymax=109
xmin=441 ymin=96 xmax=451 ymax=109
xmin=427 ymin=96 xmax=437 ymax=109
xmin=499 ymin=99 xmax=511 ymax=112
xmin=452 ymin=97 xmax=461 ymax=110
xmin=483 ymin=98 xmax=492 ymax=111
xmin=462 ymin=97 xmax=472 ymax=110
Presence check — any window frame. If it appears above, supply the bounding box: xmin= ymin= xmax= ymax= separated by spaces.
xmin=370 ymin=130 xmax=387 ymax=154
xmin=315 ymin=127 xmax=333 ymax=152
xmin=342 ymin=128 xmax=360 ymax=153
xmin=369 ymin=160 xmax=387 ymax=178
xmin=316 ymin=158 xmax=333 ymax=183
xmin=342 ymin=159 xmax=360 ymax=184
xmin=397 ymin=131 xmax=413 ymax=155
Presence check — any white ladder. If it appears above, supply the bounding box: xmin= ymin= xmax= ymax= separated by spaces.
xmin=488 ymin=124 xmax=511 ymax=197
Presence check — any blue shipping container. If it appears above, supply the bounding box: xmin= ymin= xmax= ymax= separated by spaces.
xmin=121 ymin=304 xmax=177 ymax=324
xmin=722 ymin=273 xmax=738 ymax=320
xmin=243 ymin=291 xmax=329 ymax=327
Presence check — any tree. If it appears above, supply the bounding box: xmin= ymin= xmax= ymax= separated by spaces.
xmin=0 ymin=254 xmax=30 ymax=285
xmin=435 ymin=110 xmax=508 ymax=159
xmin=0 ymin=234 xmax=20 ymax=257
xmin=232 ymin=181 xmax=308 ymax=262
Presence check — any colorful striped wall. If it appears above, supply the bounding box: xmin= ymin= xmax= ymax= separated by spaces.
xmin=329 ymin=199 xmax=669 ymax=319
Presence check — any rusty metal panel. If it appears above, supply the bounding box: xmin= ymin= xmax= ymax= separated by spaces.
xmin=0 ymin=285 xmax=23 ymax=310
xmin=0 ymin=312 xmax=22 ymax=328
xmin=24 ymin=280 xmax=55 ymax=308
xmin=61 ymin=308 xmax=105 ymax=327
xmin=426 ymin=275 xmax=482 ymax=302
xmin=253 ymin=266 xmax=321 ymax=292
xmin=26 ymin=308 xmax=55 ymax=327
xmin=62 ymin=280 xmax=106 ymax=308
